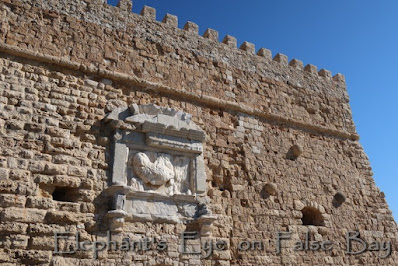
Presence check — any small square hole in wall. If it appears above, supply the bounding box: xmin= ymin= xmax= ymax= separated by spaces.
xmin=241 ymin=199 xmax=249 ymax=207
xmin=286 ymin=145 xmax=302 ymax=161
xmin=52 ymin=187 xmax=78 ymax=202
xmin=301 ymin=206 xmax=325 ymax=226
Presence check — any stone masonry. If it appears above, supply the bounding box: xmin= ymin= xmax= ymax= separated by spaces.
xmin=0 ymin=0 xmax=397 ymax=265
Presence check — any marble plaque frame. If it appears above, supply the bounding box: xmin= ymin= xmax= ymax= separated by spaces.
xmin=104 ymin=104 xmax=215 ymax=230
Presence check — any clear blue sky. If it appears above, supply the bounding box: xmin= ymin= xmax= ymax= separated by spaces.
xmin=108 ymin=0 xmax=398 ymax=220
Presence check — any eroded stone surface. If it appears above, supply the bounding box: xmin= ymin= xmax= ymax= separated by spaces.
xmin=0 ymin=0 xmax=396 ymax=265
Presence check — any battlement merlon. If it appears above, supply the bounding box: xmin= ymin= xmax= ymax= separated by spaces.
xmin=0 ymin=0 xmax=358 ymax=140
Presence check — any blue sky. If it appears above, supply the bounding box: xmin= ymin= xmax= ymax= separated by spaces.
xmin=108 ymin=0 xmax=398 ymax=220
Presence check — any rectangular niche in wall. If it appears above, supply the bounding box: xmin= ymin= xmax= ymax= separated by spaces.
xmin=105 ymin=104 xmax=214 ymax=231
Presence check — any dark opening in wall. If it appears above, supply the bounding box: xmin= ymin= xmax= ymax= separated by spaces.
xmin=333 ymin=191 xmax=346 ymax=208
xmin=301 ymin=206 xmax=325 ymax=226
xmin=287 ymin=145 xmax=302 ymax=160
xmin=240 ymin=199 xmax=249 ymax=207
xmin=52 ymin=187 xmax=77 ymax=202
xmin=260 ymin=182 xmax=277 ymax=199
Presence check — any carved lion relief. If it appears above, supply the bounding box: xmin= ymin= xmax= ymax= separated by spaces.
xmin=104 ymin=104 xmax=215 ymax=233
xmin=133 ymin=152 xmax=175 ymax=186
xmin=130 ymin=151 xmax=191 ymax=195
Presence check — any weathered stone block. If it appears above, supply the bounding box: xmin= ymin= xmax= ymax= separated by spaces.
xmin=28 ymin=223 xmax=65 ymax=236
xmin=0 ymin=180 xmax=19 ymax=194
xmin=0 ymin=168 xmax=9 ymax=179
xmin=304 ymin=64 xmax=318 ymax=74
xmin=14 ymin=250 xmax=52 ymax=264
xmin=183 ymin=21 xmax=199 ymax=33
xmin=9 ymin=235 xmax=29 ymax=249
xmin=162 ymin=14 xmax=178 ymax=27
xmin=45 ymin=210 xmax=81 ymax=224
xmin=289 ymin=59 xmax=304 ymax=69
xmin=9 ymin=169 xmax=30 ymax=181
xmin=0 ymin=194 xmax=26 ymax=207
xmin=318 ymin=69 xmax=332 ymax=79
xmin=333 ymin=73 xmax=346 ymax=82
xmin=1 ymin=208 xmax=46 ymax=223
xmin=203 ymin=28 xmax=219 ymax=41
xmin=239 ymin=41 xmax=255 ymax=54
xmin=0 ymin=222 xmax=28 ymax=234
xmin=222 ymin=35 xmax=237 ymax=48
xmin=257 ymin=48 xmax=272 ymax=60
xmin=29 ymin=236 xmax=55 ymax=250
xmin=273 ymin=53 xmax=288 ymax=65
xmin=44 ymin=163 xmax=67 ymax=175
xmin=26 ymin=196 xmax=55 ymax=209
xmin=140 ymin=6 xmax=156 ymax=20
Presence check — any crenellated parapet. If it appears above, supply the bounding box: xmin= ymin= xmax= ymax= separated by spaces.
xmin=7 ymin=0 xmax=345 ymax=84
xmin=114 ymin=1 xmax=345 ymax=83
xmin=0 ymin=0 xmax=357 ymax=139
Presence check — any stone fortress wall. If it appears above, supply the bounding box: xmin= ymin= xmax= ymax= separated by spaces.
xmin=0 ymin=0 xmax=397 ymax=265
